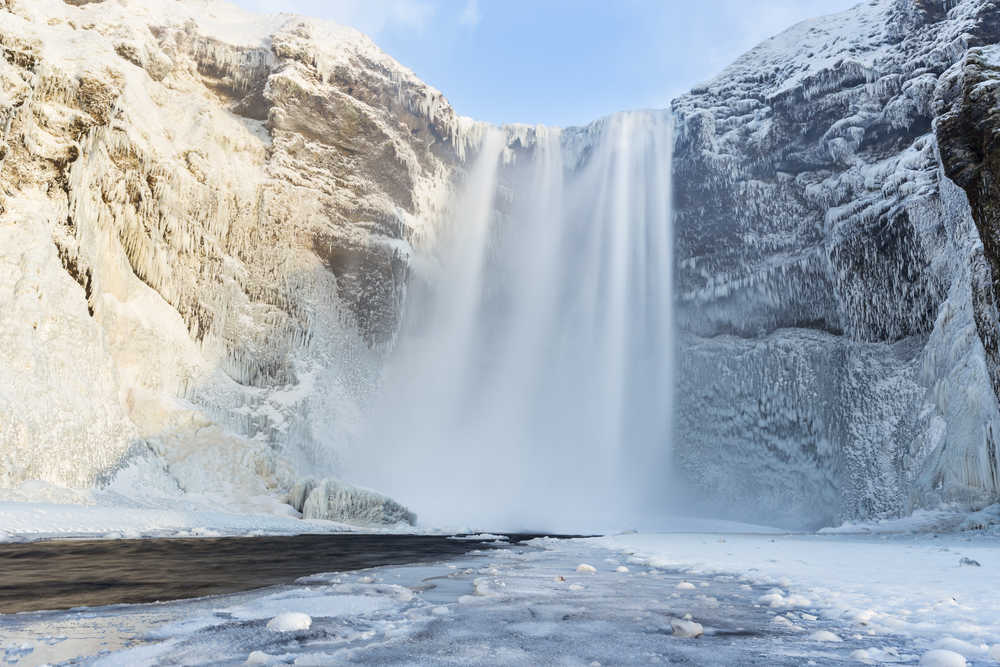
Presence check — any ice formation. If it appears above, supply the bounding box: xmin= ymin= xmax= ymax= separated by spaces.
xmin=290 ymin=477 xmax=416 ymax=526
xmin=0 ymin=0 xmax=479 ymax=516
xmin=672 ymin=0 xmax=1000 ymax=527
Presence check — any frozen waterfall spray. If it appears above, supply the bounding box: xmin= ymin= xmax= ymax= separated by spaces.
xmin=352 ymin=111 xmax=674 ymax=531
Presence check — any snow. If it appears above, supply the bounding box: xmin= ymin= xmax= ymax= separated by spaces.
xmin=920 ymin=649 xmax=968 ymax=667
xmin=670 ymin=619 xmax=704 ymax=638
xmin=448 ymin=533 xmax=508 ymax=541
xmin=592 ymin=531 xmax=1000 ymax=659
xmin=0 ymin=495 xmax=400 ymax=542
xmin=265 ymin=612 xmax=311 ymax=632
xmin=5 ymin=533 xmax=998 ymax=665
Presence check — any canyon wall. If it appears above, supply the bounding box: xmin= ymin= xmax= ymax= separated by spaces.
xmin=672 ymin=0 xmax=1000 ymax=527
xmin=0 ymin=0 xmax=475 ymax=507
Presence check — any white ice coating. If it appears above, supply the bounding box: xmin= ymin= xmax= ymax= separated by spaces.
xmin=348 ymin=112 xmax=675 ymax=531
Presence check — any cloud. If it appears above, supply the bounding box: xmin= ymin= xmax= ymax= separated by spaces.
xmin=459 ymin=0 xmax=480 ymax=28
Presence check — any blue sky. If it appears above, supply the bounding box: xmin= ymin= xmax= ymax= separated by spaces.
xmin=231 ymin=0 xmax=860 ymax=127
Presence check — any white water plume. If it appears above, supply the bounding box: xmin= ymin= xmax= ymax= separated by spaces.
xmin=350 ymin=111 xmax=674 ymax=531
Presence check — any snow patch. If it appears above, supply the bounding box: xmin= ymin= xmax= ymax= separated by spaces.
xmin=266 ymin=612 xmax=311 ymax=632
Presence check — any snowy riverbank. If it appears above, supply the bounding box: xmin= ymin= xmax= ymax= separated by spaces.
xmin=2 ymin=528 xmax=999 ymax=665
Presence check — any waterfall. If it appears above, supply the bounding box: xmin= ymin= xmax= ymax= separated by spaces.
xmin=350 ymin=111 xmax=674 ymax=531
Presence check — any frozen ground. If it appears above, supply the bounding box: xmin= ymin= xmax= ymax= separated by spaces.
xmin=0 ymin=496 xmax=368 ymax=542
xmin=0 ymin=485 xmax=786 ymax=542
xmin=3 ymin=530 xmax=999 ymax=665
xmin=0 ymin=481 xmax=428 ymax=542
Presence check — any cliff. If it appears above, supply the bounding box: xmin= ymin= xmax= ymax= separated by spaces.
xmin=672 ymin=0 xmax=1000 ymax=527
xmin=0 ymin=0 xmax=475 ymax=506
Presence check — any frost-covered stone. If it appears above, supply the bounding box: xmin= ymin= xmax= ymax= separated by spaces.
xmin=919 ymin=649 xmax=967 ymax=667
xmin=0 ymin=0 xmax=475 ymax=504
xmin=670 ymin=619 xmax=703 ymax=638
xmin=672 ymin=0 xmax=1000 ymax=527
xmin=265 ymin=612 xmax=311 ymax=632
xmin=300 ymin=478 xmax=416 ymax=526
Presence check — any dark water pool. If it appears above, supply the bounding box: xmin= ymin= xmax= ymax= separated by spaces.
xmin=0 ymin=533 xmax=553 ymax=613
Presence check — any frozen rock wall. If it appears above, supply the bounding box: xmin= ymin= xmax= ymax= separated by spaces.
xmin=0 ymin=0 xmax=476 ymax=508
xmin=672 ymin=0 xmax=1000 ymax=527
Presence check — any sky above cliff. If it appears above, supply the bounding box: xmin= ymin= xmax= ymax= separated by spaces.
xmin=231 ymin=0 xmax=861 ymax=127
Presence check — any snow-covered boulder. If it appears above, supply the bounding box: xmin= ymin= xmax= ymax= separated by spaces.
xmin=266 ymin=612 xmax=312 ymax=632
xmin=670 ymin=619 xmax=704 ymax=638
xmin=296 ymin=478 xmax=416 ymax=526
xmin=919 ymin=649 xmax=967 ymax=667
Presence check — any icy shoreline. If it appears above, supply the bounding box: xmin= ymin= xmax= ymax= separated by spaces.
xmin=3 ymin=532 xmax=999 ymax=665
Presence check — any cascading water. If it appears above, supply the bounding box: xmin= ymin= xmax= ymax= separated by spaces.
xmin=350 ymin=111 xmax=674 ymax=531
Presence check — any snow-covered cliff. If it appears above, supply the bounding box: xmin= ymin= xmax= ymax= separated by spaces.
xmin=0 ymin=0 xmax=483 ymax=513
xmin=672 ymin=0 xmax=1000 ymax=527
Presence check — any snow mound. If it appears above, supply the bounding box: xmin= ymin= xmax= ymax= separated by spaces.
xmin=291 ymin=478 xmax=416 ymax=526
xmin=266 ymin=612 xmax=312 ymax=632
xmin=807 ymin=630 xmax=842 ymax=642
xmin=670 ymin=619 xmax=704 ymax=638
xmin=919 ymin=649 xmax=967 ymax=667
xmin=931 ymin=638 xmax=989 ymax=658
xmin=576 ymin=564 xmax=597 ymax=573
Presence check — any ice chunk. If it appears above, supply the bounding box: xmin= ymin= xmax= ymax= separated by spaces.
xmin=807 ymin=630 xmax=842 ymax=642
xmin=576 ymin=564 xmax=597 ymax=573
xmin=287 ymin=479 xmax=317 ymax=513
xmin=615 ymin=566 xmax=629 ymax=573
xmin=676 ymin=582 xmax=696 ymax=590
xmin=301 ymin=479 xmax=416 ymax=526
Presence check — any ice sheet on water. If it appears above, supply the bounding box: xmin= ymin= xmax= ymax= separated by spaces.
xmin=4 ymin=533 xmax=984 ymax=666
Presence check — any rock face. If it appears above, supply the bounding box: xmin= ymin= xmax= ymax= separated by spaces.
xmin=0 ymin=0 xmax=474 ymax=503
xmin=672 ymin=0 xmax=1000 ymax=526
